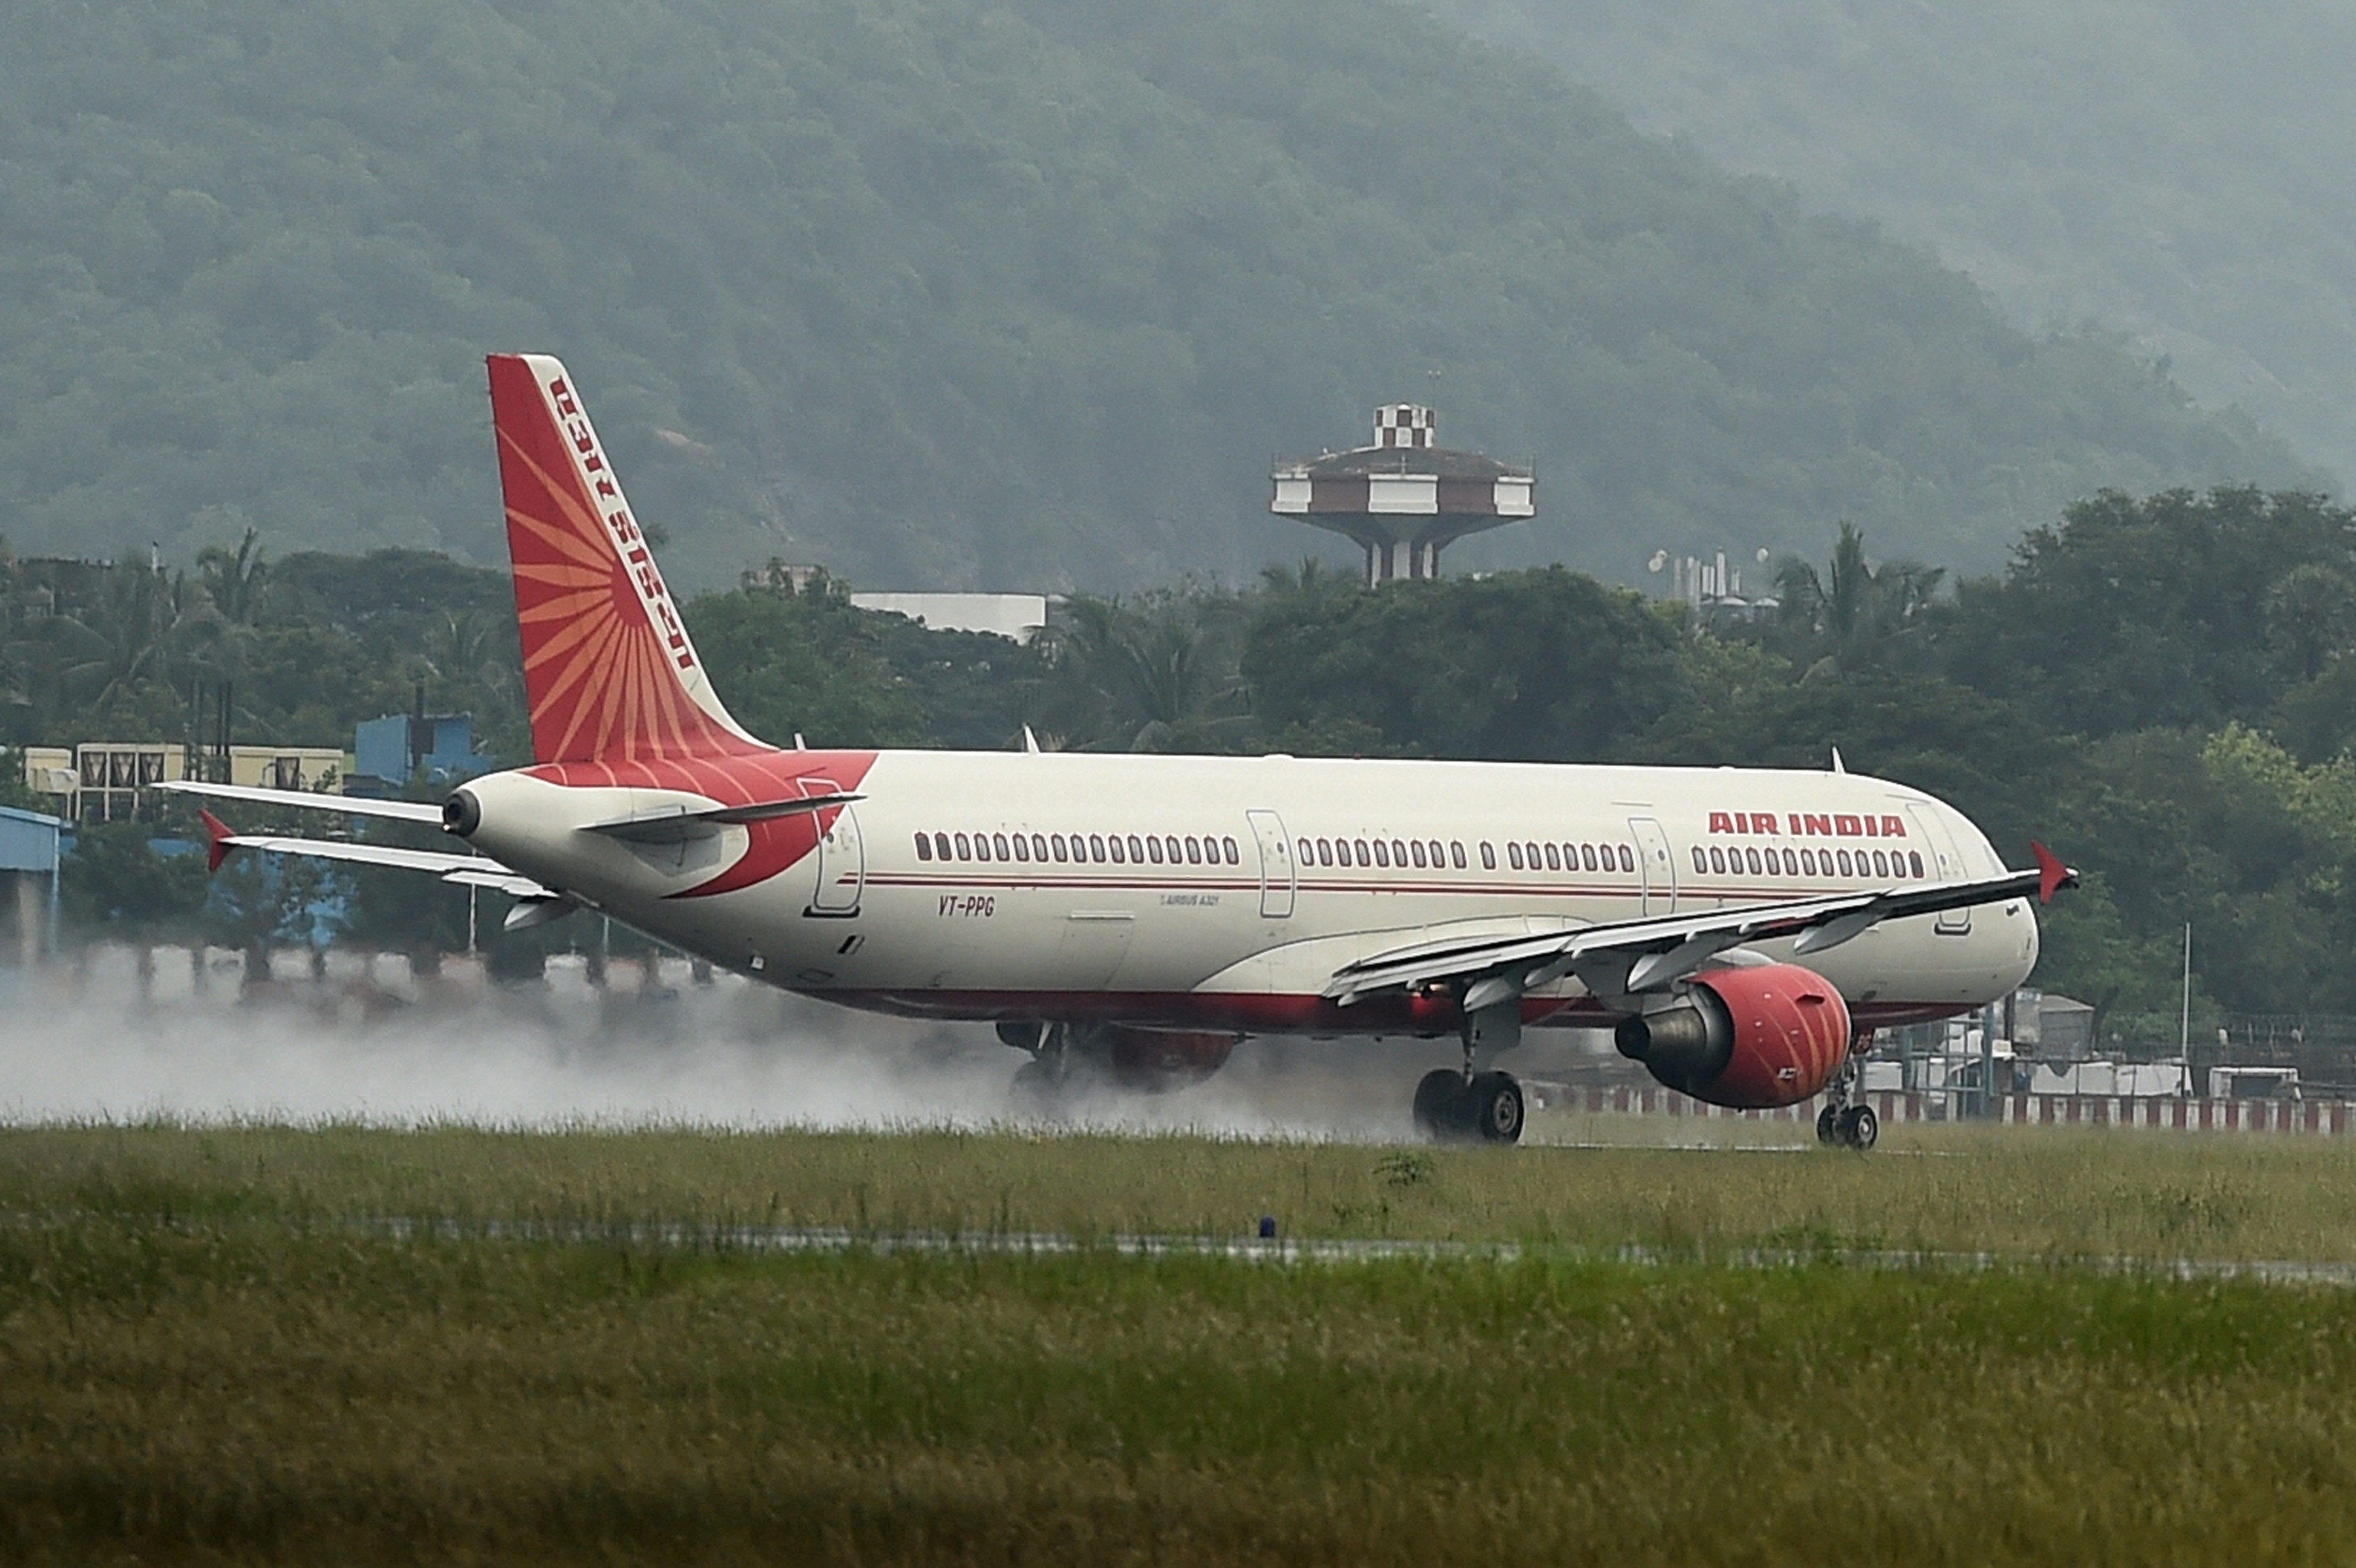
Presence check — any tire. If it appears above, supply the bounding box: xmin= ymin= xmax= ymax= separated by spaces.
xmin=1466 ymin=1072 xmax=1525 ymax=1145
xmin=1412 ymin=1069 xmax=1465 ymax=1139
xmin=1816 ymin=1104 xmax=1840 ymax=1145
xmin=1839 ymin=1103 xmax=1879 ymax=1151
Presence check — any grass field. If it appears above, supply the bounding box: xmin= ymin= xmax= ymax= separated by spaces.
xmin=9 ymin=1121 xmax=2356 ymax=1563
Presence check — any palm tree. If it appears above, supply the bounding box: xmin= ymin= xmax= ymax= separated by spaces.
xmin=1772 ymin=523 xmax=1944 ymax=674
xmin=196 ymin=527 xmax=269 ymax=625
xmin=1040 ymin=590 xmax=1251 ymax=752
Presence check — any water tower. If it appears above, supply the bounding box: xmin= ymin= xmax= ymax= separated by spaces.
xmin=1271 ymin=405 xmax=1534 ymax=586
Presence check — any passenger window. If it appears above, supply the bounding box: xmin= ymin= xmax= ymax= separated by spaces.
xmin=1163 ymin=835 xmax=1179 ymax=863
xmin=988 ymin=833 xmax=1006 ymax=860
xmin=1182 ymin=837 xmax=1198 ymax=864
xmin=1108 ymin=836 xmax=1125 ymax=863
xmin=1011 ymin=834 xmax=1029 ymax=861
xmin=1800 ymin=849 xmax=1816 ymax=876
xmin=1052 ymin=834 xmax=1069 ymax=862
xmin=1373 ymin=839 xmax=1390 ymax=867
xmin=1522 ymin=842 xmax=1539 ymax=870
xmin=1317 ymin=839 xmax=1334 ymax=867
xmin=1126 ymin=834 xmax=1145 ymax=862
xmin=1085 ymin=833 xmax=1103 ymax=861
xmin=1480 ymin=842 xmax=1496 ymax=870
xmin=1391 ymin=839 xmax=1407 ymax=866
xmin=1508 ymin=842 xmax=1525 ymax=870
xmin=1693 ymin=846 xmax=1708 ymax=873
xmin=954 ymin=832 xmax=972 ymax=859
xmin=1709 ymin=846 xmax=1726 ymax=874
xmin=1581 ymin=844 xmax=1597 ymax=871
xmin=1147 ymin=836 xmax=1163 ymax=863
xmin=1782 ymin=848 xmax=1798 ymax=875
xmin=1910 ymin=850 xmax=1925 ymax=878
xmin=972 ymin=833 xmax=991 ymax=861
xmin=1451 ymin=842 xmax=1466 ymax=869
xmin=1837 ymin=849 xmax=1853 ymax=875
xmin=1223 ymin=836 xmax=1240 ymax=864
xmin=1873 ymin=850 xmax=1890 ymax=877
xmin=1355 ymin=838 xmax=1372 ymax=865
xmin=1543 ymin=843 xmax=1560 ymax=871
xmin=915 ymin=834 xmax=932 ymax=860
xmin=1745 ymin=847 xmax=1762 ymax=875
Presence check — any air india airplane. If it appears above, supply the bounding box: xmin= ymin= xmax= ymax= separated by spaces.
xmin=165 ymin=354 xmax=2076 ymax=1149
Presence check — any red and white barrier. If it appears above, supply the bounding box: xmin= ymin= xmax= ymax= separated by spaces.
xmin=1540 ymin=1083 xmax=2350 ymax=1132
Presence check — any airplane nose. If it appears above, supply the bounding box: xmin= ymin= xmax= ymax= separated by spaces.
xmin=442 ymin=787 xmax=482 ymax=837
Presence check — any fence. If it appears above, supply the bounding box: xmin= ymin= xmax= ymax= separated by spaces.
xmin=1531 ymin=1082 xmax=2356 ymax=1134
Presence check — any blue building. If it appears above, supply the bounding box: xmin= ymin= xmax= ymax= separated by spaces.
xmin=0 ymin=803 xmax=63 ymax=963
xmin=350 ymin=712 xmax=491 ymax=796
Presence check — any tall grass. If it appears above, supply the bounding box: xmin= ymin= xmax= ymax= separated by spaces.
xmin=6 ymin=1121 xmax=2356 ymax=1261
xmin=5 ymin=1222 xmax=2356 ymax=1564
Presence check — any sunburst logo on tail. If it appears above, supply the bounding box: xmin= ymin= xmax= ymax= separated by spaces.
xmin=488 ymin=354 xmax=766 ymax=765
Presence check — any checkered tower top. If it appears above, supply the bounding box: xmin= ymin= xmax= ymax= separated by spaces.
xmin=1374 ymin=404 xmax=1435 ymax=449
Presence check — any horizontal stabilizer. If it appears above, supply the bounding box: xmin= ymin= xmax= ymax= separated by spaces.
xmin=578 ymin=791 xmax=863 ymax=843
xmin=158 ymin=780 xmax=446 ymax=825
xmin=200 ymin=818 xmax=550 ymax=899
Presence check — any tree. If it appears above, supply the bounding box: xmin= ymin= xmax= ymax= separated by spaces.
xmin=1244 ymin=566 xmax=1690 ymax=761
xmin=1039 ymin=590 xmax=1250 ymax=752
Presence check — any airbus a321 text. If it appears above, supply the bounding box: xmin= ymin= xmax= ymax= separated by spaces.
xmin=165 ymin=353 xmax=2077 ymax=1149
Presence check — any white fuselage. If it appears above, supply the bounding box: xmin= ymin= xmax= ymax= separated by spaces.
xmin=460 ymin=751 xmax=2039 ymax=1038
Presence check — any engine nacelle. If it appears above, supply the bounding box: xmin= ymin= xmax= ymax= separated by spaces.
xmin=1104 ymin=1026 xmax=1238 ymax=1092
xmin=1613 ymin=963 xmax=1851 ymax=1109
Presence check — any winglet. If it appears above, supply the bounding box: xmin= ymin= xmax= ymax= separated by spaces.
xmin=2030 ymin=839 xmax=2075 ymax=904
xmin=199 ymin=809 xmax=236 ymax=873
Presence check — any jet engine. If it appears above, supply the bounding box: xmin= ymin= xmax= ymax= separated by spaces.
xmin=1612 ymin=963 xmax=1851 ymax=1109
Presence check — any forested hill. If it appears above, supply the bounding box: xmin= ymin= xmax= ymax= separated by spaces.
xmin=0 ymin=0 xmax=2315 ymax=591
xmin=1426 ymin=0 xmax=2356 ymax=498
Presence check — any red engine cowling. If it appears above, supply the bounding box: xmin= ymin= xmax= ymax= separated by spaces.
xmin=1612 ymin=963 xmax=1851 ymax=1109
xmin=1104 ymin=1026 xmax=1239 ymax=1092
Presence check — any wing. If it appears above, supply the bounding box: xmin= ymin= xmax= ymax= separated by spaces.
xmin=197 ymin=809 xmax=552 ymax=899
xmin=156 ymin=779 xmax=446 ymax=825
xmin=1326 ymin=842 xmax=2077 ymax=1013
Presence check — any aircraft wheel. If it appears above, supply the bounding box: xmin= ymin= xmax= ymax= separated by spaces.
xmin=1838 ymin=1103 xmax=1879 ymax=1151
xmin=1815 ymin=1104 xmax=1840 ymax=1145
xmin=1412 ymin=1069 xmax=1466 ymax=1140
xmin=1466 ymin=1071 xmax=1525 ymax=1145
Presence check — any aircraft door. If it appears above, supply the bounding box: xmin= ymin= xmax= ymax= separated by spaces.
xmin=801 ymin=777 xmax=865 ymax=916
xmin=1903 ymin=802 xmax=1969 ymax=934
xmin=1628 ymin=816 xmax=1677 ymax=915
xmin=1246 ymin=809 xmax=1295 ymax=918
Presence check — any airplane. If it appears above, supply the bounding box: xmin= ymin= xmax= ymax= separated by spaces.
xmin=163 ymin=353 xmax=2077 ymax=1150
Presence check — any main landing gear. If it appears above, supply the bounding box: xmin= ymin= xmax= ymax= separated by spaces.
xmin=1814 ymin=1052 xmax=1878 ymax=1150
xmin=1413 ymin=1068 xmax=1525 ymax=1143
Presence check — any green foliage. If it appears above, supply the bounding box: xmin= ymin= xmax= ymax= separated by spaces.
xmin=0 ymin=0 xmax=2310 ymax=593
xmin=57 ymin=822 xmax=208 ymax=939
xmin=1940 ymin=487 xmax=2356 ymax=738
xmin=1243 ymin=564 xmax=1687 ymax=760
xmin=682 ymin=584 xmax=929 ymax=749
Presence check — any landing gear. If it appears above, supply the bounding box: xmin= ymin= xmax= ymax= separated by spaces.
xmin=1412 ymin=1069 xmax=1463 ymax=1138
xmin=1838 ymin=1103 xmax=1879 ymax=1150
xmin=1410 ymin=1067 xmax=1524 ymax=1144
xmin=1005 ymin=1021 xmax=1071 ymax=1115
xmin=1816 ymin=1051 xmax=1877 ymax=1150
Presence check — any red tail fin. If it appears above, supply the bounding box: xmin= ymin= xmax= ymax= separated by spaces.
xmin=486 ymin=354 xmax=765 ymax=764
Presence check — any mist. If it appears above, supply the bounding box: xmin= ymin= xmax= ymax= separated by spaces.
xmin=0 ymin=945 xmax=1496 ymax=1140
